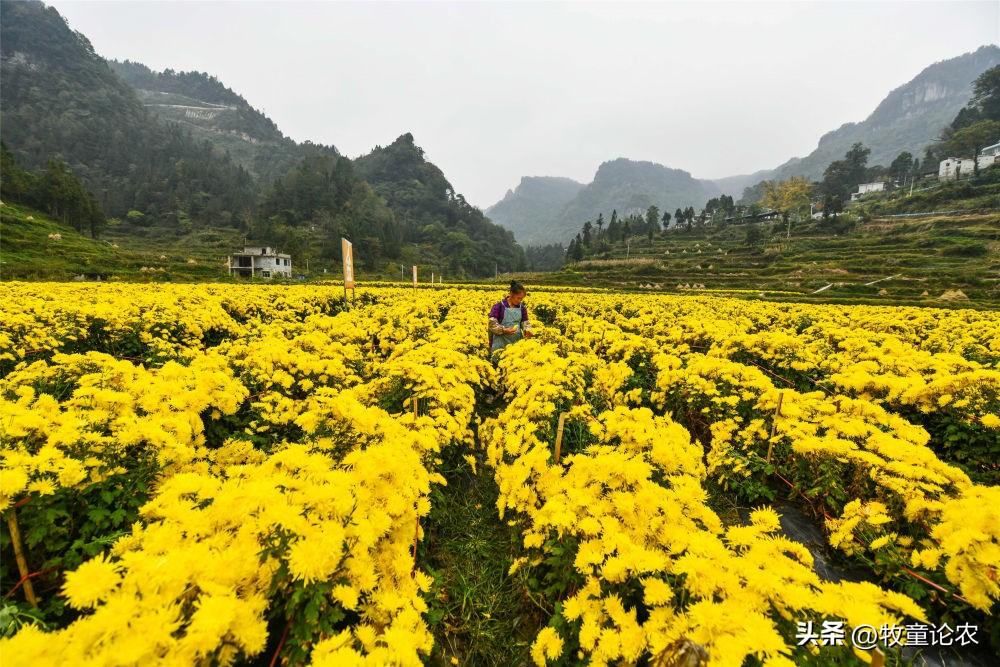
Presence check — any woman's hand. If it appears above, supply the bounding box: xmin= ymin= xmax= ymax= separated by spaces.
xmin=503 ymin=326 xmax=518 ymax=335
xmin=523 ymin=330 xmax=534 ymax=339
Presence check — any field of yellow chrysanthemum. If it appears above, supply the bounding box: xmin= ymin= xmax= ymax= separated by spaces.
xmin=0 ymin=282 xmax=997 ymax=665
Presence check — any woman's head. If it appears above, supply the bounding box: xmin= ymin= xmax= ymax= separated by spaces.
xmin=508 ymin=280 xmax=526 ymax=306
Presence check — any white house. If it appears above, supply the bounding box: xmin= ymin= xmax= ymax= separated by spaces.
xmin=980 ymin=140 xmax=1000 ymax=157
xmin=228 ymin=244 xmax=292 ymax=279
xmin=939 ymin=152 xmax=998 ymax=180
xmin=850 ymin=181 xmax=886 ymax=201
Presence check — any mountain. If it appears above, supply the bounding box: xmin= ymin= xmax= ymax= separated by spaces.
xmin=714 ymin=45 xmax=1000 ymax=197
xmin=109 ymin=60 xmax=338 ymax=185
xmin=0 ymin=0 xmax=255 ymax=227
xmin=484 ymin=176 xmax=585 ymax=246
xmin=354 ymin=133 xmax=525 ymax=274
xmin=709 ymin=169 xmax=779 ymax=199
xmin=488 ymin=159 xmax=721 ymax=245
xmin=2 ymin=1 xmax=522 ymax=278
xmin=494 ymin=46 xmax=1000 ymax=218
xmin=558 ymin=159 xmax=721 ymax=237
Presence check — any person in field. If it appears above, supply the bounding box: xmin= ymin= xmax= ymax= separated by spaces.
xmin=488 ymin=280 xmax=534 ymax=355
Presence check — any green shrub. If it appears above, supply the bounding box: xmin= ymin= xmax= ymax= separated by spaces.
xmin=941 ymin=243 xmax=989 ymax=257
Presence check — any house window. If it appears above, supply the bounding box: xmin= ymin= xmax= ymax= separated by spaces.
xmin=262 ymin=271 xmax=271 ymax=278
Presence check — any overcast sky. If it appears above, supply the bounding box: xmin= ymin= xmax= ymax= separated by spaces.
xmin=51 ymin=1 xmax=999 ymax=207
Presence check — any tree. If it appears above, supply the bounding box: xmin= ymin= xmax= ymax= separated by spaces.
xmin=971 ymin=64 xmax=1000 ymax=122
xmin=661 ymin=210 xmax=671 ymax=231
xmin=582 ymin=220 xmax=593 ymax=247
xmin=684 ymin=206 xmax=695 ymax=232
xmin=622 ymin=217 xmax=631 ymax=243
xmin=595 ymin=212 xmax=604 ymax=238
xmin=645 ymin=205 xmax=660 ymax=230
xmin=822 ymin=194 xmax=843 ymax=220
xmin=761 ymin=176 xmax=812 ymax=238
xmin=889 ymin=152 xmax=914 ymax=181
xmin=645 ymin=205 xmax=659 ymax=243
xmin=566 ymin=238 xmax=578 ymax=262
xmin=524 ymin=243 xmax=566 ymax=271
xmin=744 ymin=224 xmax=763 ymax=247
xmin=944 ymin=120 xmax=1000 ymax=175
xmin=821 ymin=143 xmax=870 ymax=200
xmin=927 ymin=66 xmax=1000 ymax=164
xmin=720 ymin=194 xmax=735 ymax=214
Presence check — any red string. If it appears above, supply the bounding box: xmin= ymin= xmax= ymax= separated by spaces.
xmin=269 ymin=618 xmax=292 ymax=667
xmin=3 ymin=568 xmax=55 ymax=600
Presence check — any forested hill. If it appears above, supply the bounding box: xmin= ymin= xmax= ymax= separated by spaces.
xmin=485 ymin=176 xmax=585 ymax=246
xmin=488 ymin=158 xmax=720 ymax=245
xmin=555 ymin=159 xmax=720 ymax=243
xmin=769 ymin=45 xmax=1000 ymax=183
xmin=354 ymin=133 xmax=525 ymax=275
xmin=109 ymin=60 xmax=338 ymax=185
xmin=1 ymin=1 xmax=524 ymax=278
xmin=0 ymin=0 xmax=255 ymax=228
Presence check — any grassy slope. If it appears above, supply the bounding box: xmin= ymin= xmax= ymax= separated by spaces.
xmin=0 ymin=202 xmax=244 ymax=281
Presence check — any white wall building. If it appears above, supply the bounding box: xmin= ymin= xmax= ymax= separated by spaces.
xmin=980 ymin=141 xmax=1000 ymax=157
xmin=228 ymin=244 xmax=292 ymax=279
xmin=939 ymin=152 xmax=998 ymax=180
xmin=850 ymin=181 xmax=886 ymax=201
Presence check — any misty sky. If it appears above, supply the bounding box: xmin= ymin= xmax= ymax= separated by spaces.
xmin=51 ymin=1 xmax=999 ymax=207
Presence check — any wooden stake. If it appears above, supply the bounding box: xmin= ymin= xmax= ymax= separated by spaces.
xmin=871 ymin=647 xmax=885 ymax=667
xmin=766 ymin=392 xmax=784 ymax=465
xmin=412 ymin=512 xmax=419 ymax=561
xmin=554 ymin=412 xmax=567 ymax=463
xmin=6 ymin=510 xmax=38 ymax=607
xmin=412 ymin=396 xmax=419 ymax=418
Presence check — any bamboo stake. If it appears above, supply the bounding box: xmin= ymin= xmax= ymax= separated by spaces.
xmin=5 ymin=510 xmax=38 ymax=607
xmin=766 ymin=392 xmax=784 ymax=465
xmin=412 ymin=396 xmax=419 ymax=419
xmin=871 ymin=647 xmax=885 ymax=667
xmin=554 ymin=412 xmax=567 ymax=463
xmin=412 ymin=512 xmax=419 ymax=561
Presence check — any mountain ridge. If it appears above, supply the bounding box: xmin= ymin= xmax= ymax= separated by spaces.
xmin=713 ymin=44 xmax=1000 ymax=195
xmin=489 ymin=45 xmax=1000 ymax=239
xmin=109 ymin=60 xmax=339 ymax=185
xmin=1 ymin=1 xmax=524 ymax=277
xmin=486 ymin=158 xmax=721 ymax=245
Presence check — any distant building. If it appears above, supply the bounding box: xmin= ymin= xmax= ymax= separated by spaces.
xmin=939 ymin=152 xmax=997 ymax=180
xmin=850 ymin=182 xmax=886 ymax=201
xmin=980 ymin=141 xmax=1000 ymax=158
xmin=722 ymin=209 xmax=782 ymax=225
xmin=228 ymin=244 xmax=292 ymax=279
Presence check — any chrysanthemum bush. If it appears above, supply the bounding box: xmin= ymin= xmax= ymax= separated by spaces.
xmin=0 ymin=284 xmax=493 ymax=664
xmin=647 ymin=351 xmax=999 ymax=614
xmin=486 ymin=340 xmax=930 ymax=666
xmin=1 ymin=282 xmax=998 ymax=665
